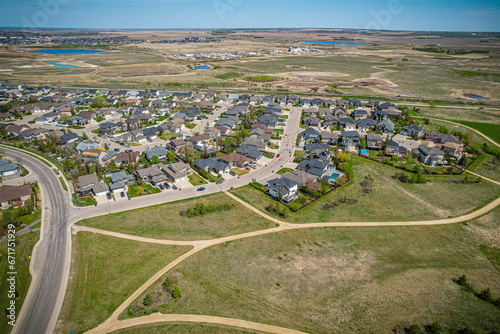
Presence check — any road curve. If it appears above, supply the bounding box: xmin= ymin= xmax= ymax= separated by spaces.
xmin=100 ymin=313 xmax=307 ymax=334
xmin=1 ymin=147 xmax=71 ymax=334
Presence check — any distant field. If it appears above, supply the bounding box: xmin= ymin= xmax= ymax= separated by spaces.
xmin=453 ymin=120 xmax=500 ymax=144
xmin=55 ymin=232 xmax=191 ymax=334
xmin=76 ymin=192 xmax=273 ymax=240
xmin=230 ymin=155 xmax=500 ymax=224
xmin=123 ymin=208 xmax=500 ymax=334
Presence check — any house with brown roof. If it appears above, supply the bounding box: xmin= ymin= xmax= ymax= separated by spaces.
xmin=219 ymin=152 xmax=252 ymax=168
xmin=0 ymin=185 xmax=33 ymax=209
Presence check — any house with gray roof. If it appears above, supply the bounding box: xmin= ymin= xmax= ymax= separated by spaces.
xmin=378 ymin=119 xmax=395 ymax=134
xmin=266 ymin=177 xmax=299 ymax=203
xmin=0 ymin=159 xmax=20 ymax=176
xmin=418 ymin=145 xmax=445 ymax=166
xmin=194 ymin=158 xmax=229 ymax=175
xmin=144 ymin=146 xmax=169 ymax=162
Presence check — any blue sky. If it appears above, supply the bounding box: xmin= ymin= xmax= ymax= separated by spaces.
xmin=0 ymin=0 xmax=499 ymax=31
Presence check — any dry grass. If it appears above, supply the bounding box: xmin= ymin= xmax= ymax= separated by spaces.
xmin=110 ymin=323 xmax=266 ymax=334
xmin=123 ymin=208 xmax=500 ymax=334
xmin=77 ymin=192 xmax=272 ymax=240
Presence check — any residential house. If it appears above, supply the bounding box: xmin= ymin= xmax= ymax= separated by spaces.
xmin=0 ymin=185 xmax=33 ymax=209
xmin=266 ymin=177 xmax=299 ymax=203
xmin=281 ymin=170 xmax=317 ymax=187
xmin=418 ymin=145 xmax=445 ymax=166
xmin=340 ymin=131 xmax=361 ymax=148
xmin=301 ymin=127 xmax=321 ymax=143
xmin=241 ymin=136 xmax=266 ymax=150
xmin=219 ymin=152 xmax=252 ymax=168
xmin=161 ymin=163 xmax=188 ymax=182
xmin=339 ymin=117 xmax=356 ymax=130
xmin=297 ymin=159 xmax=331 ymax=178
xmin=236 ymin=145 xmax=263 ymax=161
xmin=357 ymin=118 xmax=377 ymax=132
xmin=334 ymin=107 xmax=347 ymax=118
xmin=0 ymin=159 xmax=20 ymax=176
xmin=320 ymin=131 xmax=339 ymax=145
xmin=75 ymin=174 xmax=108 ymax=196
xmin=378 ymin=119 xmax=395 ymax=134
xmin=114 ymin=151 xmax=140 ymax=167
xmin=385 ymin=140 xmax=408 ymax=157
xmin=194 ymin=158 xmax=229 ymax=175
xmin=60 ymin=132 xmax=79 ymax=145
xmin=135 ymin=165 xmax=168 ymax=185
xmin=108 ymin=171 xmax=135 ymax=194
xmin=365 ymin=133 xmax=383 ymax=149
xmin=144 ymin=146 xmax=169 ymax=162
xmin=303 ymin=117 xmax=320 ymax=127
xmin=401 ymin=124 xmax=426 ymax=139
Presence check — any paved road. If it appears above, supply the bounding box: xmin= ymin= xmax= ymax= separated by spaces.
xmin=1 ymin=148 xmax=71 ymax=334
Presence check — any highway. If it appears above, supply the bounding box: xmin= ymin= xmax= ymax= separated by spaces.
xmin=2 ymin=147 xmax=71 ymax=334
xmin=6 ymin=106 xmax=302 ymax=333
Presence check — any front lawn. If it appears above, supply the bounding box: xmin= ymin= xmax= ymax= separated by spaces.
xmin=73 ymin=194 xmax=97 ymax=207
xmin=188 ymin=173 xmax=208 ymax=186
xmin=185 ymin=123 xmax=197 ymax=129
xmin=276 ymin=168 xmax=295 ymax=175
xmin=159 ymin=133 xmax=180 ymax=141
xmin=230 ymin=168 xmax=249 ymax=176
xmin=127 ymin=184 xmax=161 ymax=198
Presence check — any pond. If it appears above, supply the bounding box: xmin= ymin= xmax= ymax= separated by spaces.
xmin=46 ymin=61 xmax=79 ymax=69
xmin=298 ymin=41 xmax=367 ymax=45
xmin=30 ymin=48 xmax=104 ymax=56
xmin=464 ymin=93 xmax=488 ymax=100
xmin=194 ymin=65 xmax=211 ymax=70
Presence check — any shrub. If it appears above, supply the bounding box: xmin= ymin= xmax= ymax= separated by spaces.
xmin=162 ymin=276 xmax=173 ymax=292
xmin=477 ymin=287 xmax=492 ymax=302
xmin=172 ymin=285 xmax=182 ymax=299
xmin=456 ymin=274 xmax=468 ymax=286
xmin=143 ymin=294 xmax=153 ymax=307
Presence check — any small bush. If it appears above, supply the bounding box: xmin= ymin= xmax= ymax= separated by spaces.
xmin=172 ymin=286 xmax=182 ymax=299
xmin=143 ymin=294 xmax=153 ymax=307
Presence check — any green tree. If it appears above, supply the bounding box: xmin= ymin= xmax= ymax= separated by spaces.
xmin=143 ymin=294 xmax=153 ymax=307
xmin=457 ymin=274 xmax=468 ymax=286
xmin=359 ymin=137 xmax=367 ymax=149
xmin=429 ymin=321 xmax=442 ymax=334
xmin=477 ymin=287 xmax=492 ymax=302
xmin=172 ymin=285 xmax=182 ymax=298
xmin=92 ymin=95 xmax=106 ymax=108
xmin=151 ymin=155 xmax=160 ymax=165
xmin=162 ymin=277 xmax=173 ymax=292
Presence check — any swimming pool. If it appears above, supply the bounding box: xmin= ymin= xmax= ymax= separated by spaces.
xmin=360 ymin=149 xmax=368 ymax=155
xmin=330 ymin=172 xmax=342 ymax=180
xmin=194 ymin=65 xmax=211 ymax=70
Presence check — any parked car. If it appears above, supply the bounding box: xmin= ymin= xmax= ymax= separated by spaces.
xmin=106 ymin=193 xmax=112 ymax=200
xmin=229 ymin=171 xmax=236 ymax=176
xmin=164 ymin=182 xmax=170 ymax=189
xmin=216 ymin=180 xmax=223 ymax=185
xmin=276 ymin=154 xmax=280 ymax=158
xmin=159 ymin=184 xmax=164 ymax=190
xmin=197 ymin=187 xmax=205 ymax=191
xmin=245 ymin=167 xmax=251 ymax=171
xmin=120 ymin=191 xmax=125 ymax=198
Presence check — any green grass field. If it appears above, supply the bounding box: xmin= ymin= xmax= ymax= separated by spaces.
xmin=123 ymin=208 xmax=500 ymax=334
xmin=453 ymin=120 xmax=500 ymax=144
xmin=159 ymin=133 xmax=181 ymax=141
xmin=55 ymin=232 xmax=191 ymax=334
xmin=127 ymin=184 xmax=161 ymax=198
xmin=230 ymin=156 xmax=500 ymax=223
xmin=76 ymin=193 xmax=273 ymax=241
xmin=469 ymin=153 xmax=500 ymax=182
xmin=0 ymin=231 xmax=40 ymax=334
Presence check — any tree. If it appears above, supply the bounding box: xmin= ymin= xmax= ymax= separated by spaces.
xmin=168 ymin=149 xmax=176 ymax=162
xmin=151 ymin=155 xmax=160 ymax=165
xmin=59 ymin=114 xmax=69 ymax=123
xmin=359 ymin=137 xmax=367 ymax=149
xmin=477 ymin=287 xmax=492 ymax=302
xmin=92 ymin=95 xmax=106 ymax=108
xmin=457 ymin=274 xmax=468 ymax=286
xmin=429 ymin=321 xmax=442 ymax=334
xmin=82 ymin=132 xmax=88 ymax=140
xmin=104 ymin=142 xmax=109 ymax=151
xmin=162 ymin=277 xmax=173 ymax=292
xmin=463 ymin=130 xmax=474 ymax=147
xmin=278 ymin=185 xmax=283 ymax=201
xmin=304 ymin=179 xmax=321 ymax=195
xmin=172 ymin=285 xmax=182 ymax=299
xmin=143 ymin=294 xmax=153 ymax=307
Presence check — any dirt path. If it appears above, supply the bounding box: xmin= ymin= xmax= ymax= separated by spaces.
xmin=98 ymin=313 xmax=307 ymax=334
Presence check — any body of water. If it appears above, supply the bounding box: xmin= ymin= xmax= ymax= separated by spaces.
xmin=298 ymin=41 xmax=367 ymax=45
xmin=46 ymin=61 xmax=79 ymax=69
xmin=194 ymin=65 xmax=211 ymax=70
xmin=30 ymin=48 xmax=104 ymax=56
xmin=464 ymin=93 xmax=488 ymax=100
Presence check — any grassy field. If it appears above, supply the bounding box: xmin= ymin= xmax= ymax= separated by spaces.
xmin=55 ymin=232 xmax=191 ymax=334
xmin=111 ymin=323 xmax=265 ymax=334
xmin=0 ymin=231 xmax=40 ymax=334
xmin=187 ymin=173 xmax=207 ymax=186
xmin=453 ymin=120 xmax=500 ymax=144
xmin=76 ymin=192 xmax=273 ymax=241
xmin=469 ymin=153 xmax=500 ymax=182
xmin=230 ymin=156 xmax=500 ymax=223
xmin=123 ymin=208 xmax=500 ymax=334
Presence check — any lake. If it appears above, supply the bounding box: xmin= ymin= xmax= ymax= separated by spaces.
xmin=194 ymin=65 xmax=211 ymax=70
xmin=46 ymin=61 xmax=79 ymax=69
xmin=298 ymin=41 xmax=367 ymax=45
xmin=30 ymin=48 xmax=104 ymax=56
xmin=464 ymin=93 xmax=488 ymax=100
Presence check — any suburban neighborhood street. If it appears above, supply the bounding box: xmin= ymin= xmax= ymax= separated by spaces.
xmin=2 ymin=148 xmax=70 ymax=334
